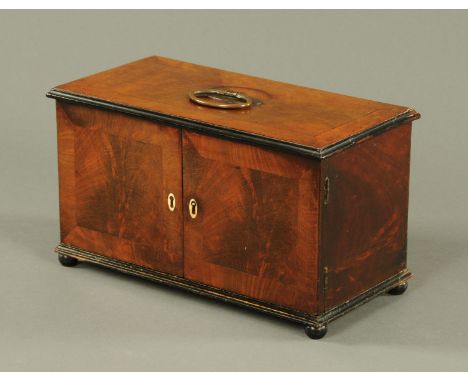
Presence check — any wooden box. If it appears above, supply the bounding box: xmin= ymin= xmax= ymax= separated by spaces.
xmin=47 ymin=56 xmax=420 ymax=339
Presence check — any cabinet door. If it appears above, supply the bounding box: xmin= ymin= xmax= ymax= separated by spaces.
xmin=57 ymin=102 xmax=183 ymax=276
xmin=182 ymin=131 xmax=320 ymax=313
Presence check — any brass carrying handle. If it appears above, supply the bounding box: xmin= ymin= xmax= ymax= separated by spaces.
xmin=189 ymin=88 xmax=253 ymax=109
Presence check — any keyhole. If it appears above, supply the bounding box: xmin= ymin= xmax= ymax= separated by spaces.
xmin=189 ymin=199 xmax=198 ymax=219
xmin=167 ymin=193 xmax=176 ymax=211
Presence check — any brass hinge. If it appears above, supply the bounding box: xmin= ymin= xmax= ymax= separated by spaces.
xmin=324 ymin=177 xmax=330 ymax=205
xmin=323 ymin=266 xmax=329 ymax=292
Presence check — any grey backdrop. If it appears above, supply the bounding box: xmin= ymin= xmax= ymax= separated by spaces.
xmin=0 ymin=10 xmax=467 ymax=371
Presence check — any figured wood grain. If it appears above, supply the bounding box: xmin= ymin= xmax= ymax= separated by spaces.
xmin=320 ymin=123 xmax=412 ymax=310
xmin=52 ymin=56 xmax=418 ymax=152
xmin=49 ymin=54 xmax=421 ymax=335
xmin=182 ymin=131 xmax=320 ymax=313
xmin=56 ymin=101 xmax=183 ymax=275
xmin=56 ymin=110 xmax=77 ymax=240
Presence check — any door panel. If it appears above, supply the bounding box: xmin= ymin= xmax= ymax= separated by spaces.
xmin=56 ymin=102 xmax=183 ymax=275
xmin=183 ymin=131 xmax=320 ymax=313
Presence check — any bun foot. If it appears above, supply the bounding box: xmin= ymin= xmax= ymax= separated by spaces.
xmin=58 ymin=253 xmax=78 ymax=267
xmin=305 ymin=324 xmax=327 ymax=340
xmin=388 ymin=281 xmax=408 ymax=295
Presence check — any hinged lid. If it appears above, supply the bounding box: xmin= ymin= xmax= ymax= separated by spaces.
xmin=47 ymin=55 xmax=420 ymax=158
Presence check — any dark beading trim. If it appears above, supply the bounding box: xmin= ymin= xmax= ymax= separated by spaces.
xmin=46 ymin=89 xmax=419 ymax=159
xmin=55 ymin=243 xmax=412 ymax=327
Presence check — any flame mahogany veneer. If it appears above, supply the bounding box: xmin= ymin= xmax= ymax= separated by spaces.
xmin=48 ymin=56 xmax=420 ymax=339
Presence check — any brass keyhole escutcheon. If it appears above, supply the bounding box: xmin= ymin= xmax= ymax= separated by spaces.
xmin=168 ymin=193 xmax=176 ymax=212
xmin=189 ymin=199 xmax=198 ymax=219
